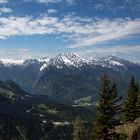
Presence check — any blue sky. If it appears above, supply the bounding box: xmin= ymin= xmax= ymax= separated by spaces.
xmin=0 ymin=0 xmax=140 ymax=62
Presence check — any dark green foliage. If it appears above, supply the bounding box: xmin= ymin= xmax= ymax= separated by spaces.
xmin=136 ymin=90 xmax=140 ymax=117
xmin=73 ymin=116 xmax=88 ymax=140
xmin=91 ymin=75 xmax=121 ymax=140
xmin=0 ymin=80 xmax=95 ymax=140
xmin=123 ymin=77 xmax=139 ymax=122
xmin=0 ymin=115 xmax=73 ymax=140
xmin=0 ymin=80 xmax=95 ymax=121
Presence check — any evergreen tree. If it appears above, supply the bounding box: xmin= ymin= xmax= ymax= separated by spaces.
xmin=73 ymin=116 xmax=88 ymax=140
xmin=123 ymin=77 xmax=139 ymax=122
xmin=91 ymin=75 xmax=121 ymax=140
xmin=136 ymin=90 xmax=140 ymax=116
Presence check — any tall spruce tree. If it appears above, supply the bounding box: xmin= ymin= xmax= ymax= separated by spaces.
xmin=123 ymin=77 xmax=139 ymax=122
xmin=91 ymin=75 xmax=121 ymax=140
xmin=73 ymin=116 xmax=88 ymax=140
xmin=136 ymin=90 xmax=140 ymax=116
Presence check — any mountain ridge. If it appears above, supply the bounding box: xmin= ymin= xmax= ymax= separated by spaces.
xmin=0 ymin=53 xmax=140 ymax=104
xmin=0 ymin=53 xmax=139 ymax=69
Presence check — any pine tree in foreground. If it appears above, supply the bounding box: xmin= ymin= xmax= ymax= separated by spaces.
xmin=136 ymin=90 xmax=140 ymax=117
xmin=91 ymin=75 xmax=122 ymax=140
xmin=123 ymin=77 xmax=139 ymax=122
xmin=73 ymin=116 xmax=88 ymax=140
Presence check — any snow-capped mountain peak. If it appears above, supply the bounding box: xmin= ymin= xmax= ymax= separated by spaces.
xmin=102 ymin=55 xmax=124 ymax=66
xmin=89 ymin=55 xmax=126 ymax=68
xmin=49 ymin=53 xmax=87 ymax=68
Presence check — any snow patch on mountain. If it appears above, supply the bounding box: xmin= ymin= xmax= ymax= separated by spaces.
xmin=40 ymin=63 xmax=48 ymax=71
xmin=110 ymin=60 xmax=124 ymax=66
xmin=38 ymin=57 xmax=50 ymax=71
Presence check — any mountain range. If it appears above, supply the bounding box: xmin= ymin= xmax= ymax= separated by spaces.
xmin=0 ymin=53 xmax=140 ymax=104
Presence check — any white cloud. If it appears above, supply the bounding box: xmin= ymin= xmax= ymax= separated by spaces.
xmin=24 ymin=0 xmax=74 ymax=5
xmin=66 ymin=18 xmax=140 ymax=48
xmin=37 ymin=0 xmax=61 ymax=3
xmin=0 ymin=7 xmax=12 ymax=14
xmin=0 ymin=16 xmax=57 ymax=39
xmin=38 ymin=0 xmax=74 ymax=4
xmin=0 ymin=14 xmax=140 ymax=48
xmin=0 ymin=0 xmax=8 ymax=3
xmin=47 ymin=9 xmax=57 ymax=14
